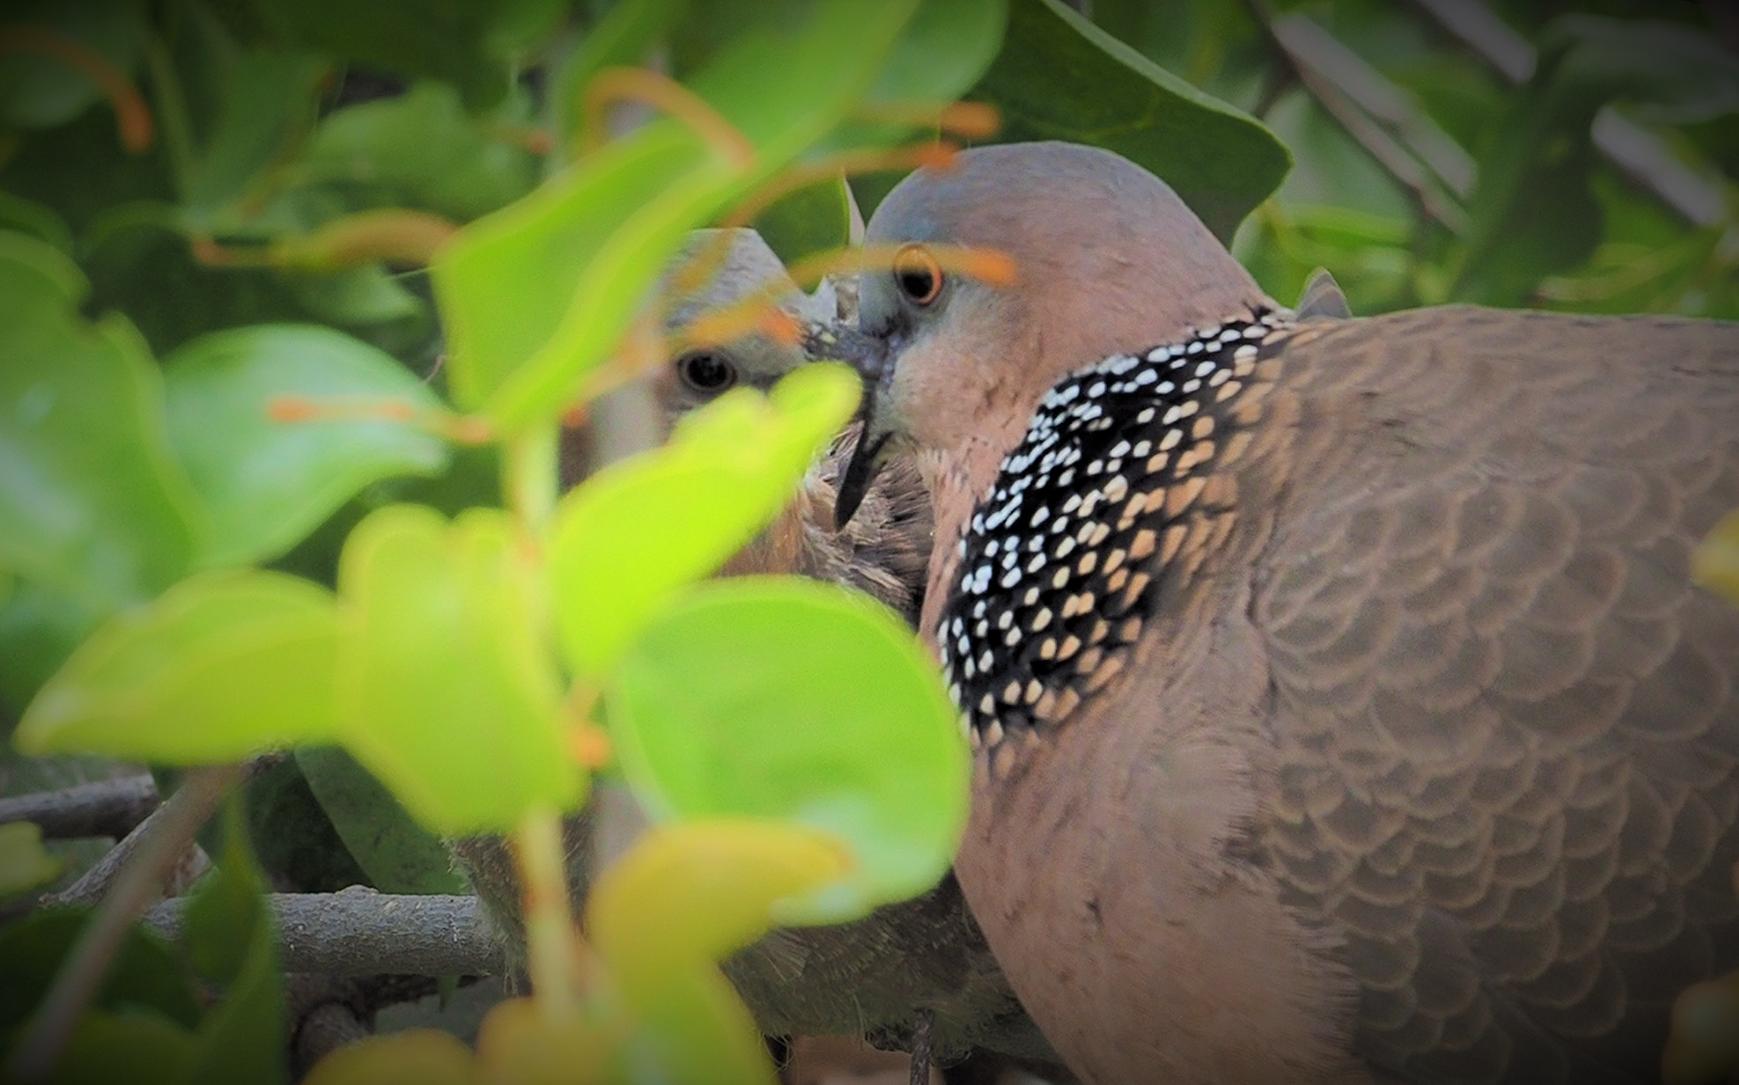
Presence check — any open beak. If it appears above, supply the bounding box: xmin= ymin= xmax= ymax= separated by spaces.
xmin=802 ymin=321 xmax=894 ymax=529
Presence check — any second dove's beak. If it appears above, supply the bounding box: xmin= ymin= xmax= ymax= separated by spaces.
xmin=802 ymin=321 xmax=895 ymax=529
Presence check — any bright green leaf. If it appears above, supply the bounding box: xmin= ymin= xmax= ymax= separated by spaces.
xmin=14 ymin=571 xmax=341 ymax=762
xmin=0 ymin=821 xmax=61 ymax=897
xmin=0 ymin=231 xmax=201 ymax=611
xmin=967 ymin=0 xmax=1289 ymax=240
xmin=587 ymin=822 xmax=847 ymax=1085
xmin=161 ymin=324 xmax=449 ymax=568
xmin=434 ymin=0 xmax=921 ymax=431
xmin=432 ymin=127 xmax=715 ymax=414
xmin=610 ymin=578 xmax=968 ymax=924
xmin=304 ymin=1029 xmax=474 ymax=1085
xmin=295 ymin=747 xmax=467 ymax=894
xmin=335 ymin=505 xmax=579 ymax=836
xmin=550 ymin=365 xmax=859 ymax=676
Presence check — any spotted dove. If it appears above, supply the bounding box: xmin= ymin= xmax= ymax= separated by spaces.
xmin=448 ymin=229 xmax=1058 ymax=1075
xmin=827 ymin=142 xmax=1739 ymax=1084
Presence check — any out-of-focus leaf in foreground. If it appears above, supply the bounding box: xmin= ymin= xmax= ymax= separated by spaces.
xmin=550 ymin=365 xmax=859 ymax=677
xmin=335 ymin=506 xmax=579 ymax=835
xmin=14 ymin=571 xmax=341 ymax=762
xmin=611 ymin=577 xmax=967 ymax=924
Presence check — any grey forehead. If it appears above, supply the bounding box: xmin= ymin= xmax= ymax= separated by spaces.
xmin=661 ymin=228 xmax=830 ymax=330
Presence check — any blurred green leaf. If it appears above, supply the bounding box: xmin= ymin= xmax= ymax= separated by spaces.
xmin=432 ymin=126 xmax=728 ymax=417
xmin=0 ymin=0 xmax=145 ymax=131
xmin=1696 ymin=510 xmax=1739 ymax=606
xmin=293 ymin=83 xmax=540 ymax=221
xmin=255 ymin=0 xmax=565 ymax=108
xmin=181 ymin=51 xmax=325 ymax=221
xmin=179 ymin=803 xmax=285 ymax=1085
xmin=752 ymin=177 xmax=853 ymax=267
xmin=335 ymin=506 xmax=579 ymax=835
xmin=587 ymin=822 xmax=848 ymax=1085
xmin=53 ymin=1010 xmax=196 ymax=1085
xmin=240 ymin=757 xmax=371 ymax=893
xmin=550 ymin=364 xmax=859 ymax=676
xmin=435 ymin=0 xmax=921 ymax=430
xmin=968 ymin=0 xmax=1290 ymax=240
xmin=610 ymin=577 xmax=967 ymax=924
xmin=0 ymin=821 xmax=62 ymax=897
xmin=295 ymin=747 xmax=467 ymax=894
xmin=0 ymin=231 xmax=202 ymax=611
xmin=1456 ymin=16 xmax=1739 ymax=305
xmin=0 ymin=191 xmax=74 ymax=253
xmin=161 ymin=324 xmax=449 ymax=568
xmin=304 ymin=1029 xmax=474 ymax=1085
xmin=0 ymin=910 xmax=201 ymax=1036
xmin=14 ymin=571 xmax=341 ymax=762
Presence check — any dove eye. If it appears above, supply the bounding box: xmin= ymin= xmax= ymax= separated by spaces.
xmin=893 ymin=244 xmax=944 ymax=306
xmin=676 ymin=350 xmax=738 ymax=394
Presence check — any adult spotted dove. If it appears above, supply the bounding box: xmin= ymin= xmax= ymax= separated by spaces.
xmin=448 ymin=229 xmax=1059 ymax=1076
xmin=827 ymin=142 xmax=1739 ymax=1084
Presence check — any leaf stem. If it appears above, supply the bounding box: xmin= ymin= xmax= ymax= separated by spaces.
xmin=513 ymin=807 xmax=582 ymax=1015
xmin=141 ymin=32 xmax=195 ymax=192
xmin=503 ymin=425 xmax=560 ymax=533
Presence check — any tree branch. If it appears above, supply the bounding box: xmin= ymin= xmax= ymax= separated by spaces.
xmin=0 ymin=775 xmax=160 ymax=841
xmin=142 ymin=890 xmax=505 ymax=977
xmin=1406 ymin=0 xmax=1727 ymax=226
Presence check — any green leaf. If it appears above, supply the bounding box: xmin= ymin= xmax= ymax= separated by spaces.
xmin=610 ymin=577 xmax=968 ymax=924
xmin=53 ymin=1010 xmax=197 ymax=1085
xmin=0 ymin=0 xmax=144 ymax=131
xmin=1696 ymin=510 xmax=1739 ymax=607
xmin=255 ymin=0 xmax=566 ymax=108
xmin=335 ymin=506 xmax=580 ymax=835
xmin=303 ymin=1029 xmax=474 ymax=1085
xmin=0 ymin=821 xmax=62 ymax=897
xmin=966 ymin=0 xmax=1290 ymax=240
xmin=432 ymin=126 xmax=733 ymax=417
xmin=179 ymin=802 xmax=286 ymax=1085
xmin=160 ymin=324 xmax=449 ymax=568
xmin=294 ymin=83 xmax=540 ymax=221
xmin=295 ymin=747 xmax=467 ymax=894
xmin=587 ymin=822 xmax=848 ymax=1085
xmin=550 ymin=364 xmax=860 ymax=676
xmin=0 ymin=910 xmax=202 ymax=1036
xmin=14 ymin=571 xmax=342 ymax=762
xmin=1455 ymin=16 xmax=1739 ymax=306
xmin=433 ymin=0 xmax=922 ymax=431
xmin=0 ymin=231 xmax=201 ymax=611
xmin=752 ymin=177 xmax=853 ymax=267
xmin=181 ymin=51 xmax=326 ymax=221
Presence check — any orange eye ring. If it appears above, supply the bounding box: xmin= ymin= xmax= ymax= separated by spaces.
xmin=892 ymin=243 xmax=945 ymax=306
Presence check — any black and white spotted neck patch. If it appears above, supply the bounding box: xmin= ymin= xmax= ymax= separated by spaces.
xmin=937 ymin=309 xmax=1292 ymax=750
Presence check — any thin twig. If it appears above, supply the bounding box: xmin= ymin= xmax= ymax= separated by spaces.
xmin=0 ymin=775 xmax=159 ymax=840
xmin=7 ymin=763 xmax=245 ymax=1082
xmin=909 ymin=1009 xmax=933 ymax=1085
xmin=1406 ymin=0 xmax=1727 ymax=226
xmin=142 ymin=890 xmax=504 ymax=977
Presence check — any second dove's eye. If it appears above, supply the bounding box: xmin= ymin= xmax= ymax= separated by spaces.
xmin=677 ymin=351 xmax=738 ymax=393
